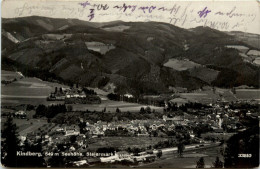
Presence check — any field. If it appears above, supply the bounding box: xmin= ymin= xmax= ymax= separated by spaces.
xmin=1 ymin=118 xmax=47 ymax=136
xmin=139 ymin=145 xmax=223 ymax=168
xmin=253 ymin=57 xmax=260 ymax=65
xmin=188 ymin=67 xmax=219 ymax=83
xmin=225 ymin=45 xmax=249 ymax=53
xmin=1 ymin=70 xmax=67 ymax=106
xmin=201 ymin=133 xmax=235 ymax=142
xmin=102 ymin=25 xmax=130 ymax=32
xmin=1 ymin=71 xmax=164 ymax=111
xmin=235 ymin=89 xmax=260 ymax=100
xmin=247 ymin=49 xmax=260 ymax=56
xmin=2 ymin=70 xmax=259 ymax=109
xmin=1 ymin=70 xmax=22 ymax=81
xmin=164 ymin=58 xmax=201 ymax=71
xmin=88 ymin=136 xmax=168 ymax=150
xmin=85 ymin=41 xmax=115 ymax=55
xmin=70 ymin=100 xmax=164 ymax=113
xmin=177 ymin=87 xmax=238 ymax=104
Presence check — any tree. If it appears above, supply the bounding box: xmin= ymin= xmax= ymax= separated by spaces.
xmin=78 ymin=122 xmax=86 ymax=134
xmin=132 ymin=147 xmax=141 ymax=156
xmin=213 ymin=86 xmax=216 ymax=94
xmin=224 ymin=126 xmax=259 ymax=168
xmin=196 ymin=157 xmax=205 ymax=168
xmin=19 ymin=137 xmax=45 ymax=167
xmin=140 ymin=107 xmax=145 ymax=113
xmin=157 ymin=150 xmax=162 ymax=158
xmin=47 ymin=148 xmax=65 ymax=167
xmin=152 ymin=130 xmax=158 ymax=137
xmin=1 ymin=116 xmax=20 ymax=167
xmin=145 ymin=106 xmax=151 ymax=113
xmin=70 ymin=135 xmax=77 ymax=143
xmin=67 ymin=105 xmax=73 ymax=112
xmin=36 ymin=104 xmax=47 ymax=117
xmin=212 ymin=157 xmax=223 ymax=168
xmin=116 ymin=107 xmax=121 ymax=113
xmin=231 ymin=87 xmax=236 ymax=94
xmin=177 ymin=141 xmax=185 ymax=157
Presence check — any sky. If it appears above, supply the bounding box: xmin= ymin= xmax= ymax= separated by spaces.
xmin=1 ymin=0 xmax=260 ymax=34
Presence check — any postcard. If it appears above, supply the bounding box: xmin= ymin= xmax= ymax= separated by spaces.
xmin=1 ymin=0 xmax=259 ymax=168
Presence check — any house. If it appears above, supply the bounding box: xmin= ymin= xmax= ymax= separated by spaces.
xmin=73 ymin=160 xmax=88 ymax=167
xmin=150 ymin=124 xmax=158 ymax=131
xmin=137 ymin=133 xmax=149 ymax=136
xmin=42 ymin=135 xmax=52 ymax=142
xmin=65 ymin=129 xmax=80 ymax=136
xmin=169 ymin=98 xmax=188 ymax=107
xmin=92 ymin=129 xmax=104 ymax=136
xmin=213 ymin=128 xmax=224 ymax=133
xmin=163 ymin=115 xmax=184 ymax=125
xmin=133 ymin=154 xmax=156 ymax=163
xmin=64 ymin=125 xmax=80 ymax=136
xmin=163 ymin=115 xmax=174 ymax=122
xmin=173 ymin=116 xmax=185 ymax=125
xmin=216 ymin=115 xmax=223 ymax=128
xmin=100 ymin=153 xmax=119 ymax=163
xmin=100 ymin=151 xmax=133 ymax=163
xmin=166 ymin=124 xmax=175 ymax=131
xmin=207 ymin=114 xmax=217 ymax=121
xmin=14 ymin=110 xmax=26 ymax=118
xmin=124 ymin=93 xmax=133 ymax=98
xmin=117 ymin=151 xmax=133 ymax=161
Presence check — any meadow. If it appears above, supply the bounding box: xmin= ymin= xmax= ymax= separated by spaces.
xmin=70 ymin=100 xmax=164 ymax=113
xmin=2 ymin=71 xmax=258 ymax=108
xmin=88 ymin=136 xmax=168 ymax=150
xmin=1 ymin=117 xmax=48 ymax=136
xmin=178 ymin=87 xmax=239 ymax=104
xmin=1 ymin=70 xmax=67 ymax=106
xmin=163 ymin=58 xmax=201 ymax=71
xmin=235 ymin=89 xmax=260 ymax=100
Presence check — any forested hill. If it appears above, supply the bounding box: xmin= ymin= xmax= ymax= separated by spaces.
xmin=2 ymin=16 xmax=260 ymax=95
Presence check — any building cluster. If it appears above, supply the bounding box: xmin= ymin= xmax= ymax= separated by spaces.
xmin=47 ymin=87 xmax=101 ymax=104
xmin=15 ymin=100 xmax=259 ymax=167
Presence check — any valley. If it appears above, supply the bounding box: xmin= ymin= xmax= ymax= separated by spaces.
xmin=1 ymin=16 xmax=259 ymax=168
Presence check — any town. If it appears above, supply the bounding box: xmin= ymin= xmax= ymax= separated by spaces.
xmin=1 ymin=12 xmax=260 ymax=168
xmin=1 ymin=89 xmax=259 ymax=167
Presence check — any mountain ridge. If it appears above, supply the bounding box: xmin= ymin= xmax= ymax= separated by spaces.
xmin=2 ymin=16 xmax=259 ymax=96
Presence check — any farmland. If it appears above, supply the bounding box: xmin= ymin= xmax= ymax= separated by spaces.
xmin=1 ymin=118 xmax=47 ymax=136
xmin=85 ymin=41 xmax=116 ymax=55
xmin=2 ymin=71 xmax=259 ymax=109
xmin=1 ymin=71 xmax=164 ymax=111
xmin=164 ymin=58 xmax=201 ymax=71
xmin=69 ymin=100 xmax=164 ymax=113
xmin=1 ymin=70 xmax=22 ymax=81
xmin=178 ymin=87 xmax=237 ymax=103
xmin=1 ymin=70 xmax=67 ymax=106
xmin=88 ymin=136 xmax=168 ymax=150
xmin=253 ymin=57 xmax=260 ymax=65
xmin=188 ymin=67 xmax=219 ymax=84
xmin=235 ymin=89 xmax=260 ymax=100
xmin=225 ymin=45 xmax=249 ymax=53
xmin=102 ymin=25 xmax=131 ymax=32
